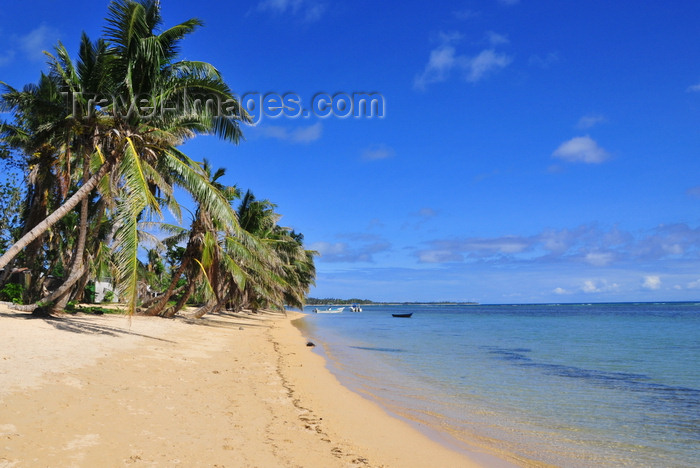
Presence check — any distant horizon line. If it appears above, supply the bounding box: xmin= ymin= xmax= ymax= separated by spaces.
xmin=304 ymin=299 xmax=700 ymax=306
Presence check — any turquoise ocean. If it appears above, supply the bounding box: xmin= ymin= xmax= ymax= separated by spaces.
xmin=298 ymin=303 xmax=699 ymax=467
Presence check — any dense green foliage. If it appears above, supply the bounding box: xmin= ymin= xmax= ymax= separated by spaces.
xmin=0 ymin=283 xmax=24 ymax=304
xmin=0 ymin=171 xmax=22 ymax=253
xmin=0 ymin=0 xmax=316 ymax=316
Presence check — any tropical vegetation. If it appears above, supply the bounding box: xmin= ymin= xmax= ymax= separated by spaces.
xmin=0 ymin=0 xmax=316 ymax=317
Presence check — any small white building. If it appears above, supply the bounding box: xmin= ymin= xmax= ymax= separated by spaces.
xmin=95 ymin=279 xmax=118 ymax=303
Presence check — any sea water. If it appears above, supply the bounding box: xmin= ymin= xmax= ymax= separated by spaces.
xmin=299 ymin=303 xmax=700 ymax=467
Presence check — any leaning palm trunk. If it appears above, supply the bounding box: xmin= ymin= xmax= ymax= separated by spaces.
xmin=40 ymin=265 xmax=85 ymax=311
xmin=45 ymin=264 xmax=86 ymax=314
xmin=189 ymin=276 xmax=229 ymax=319
xmin=71 ymin=268 xmax=91 ymax=303
xmin=139 ymin=284 xmax=184 ymax=310
xmin=161 ymin=275 xmax=198 ymax=318
xmin=144 ymin=256 xmax=191 ymax=316
xmin=209 ymin=295 xmax=229 ymax=316
xmin=190 ymin=299 xmax=220 ymax=318
xmin=1 ymin=264 xmax=84 ymax=313
xmin=48 ymin=155 xmax=92 ymax=314
xmin=0 ymin=159 xmax=112 ymax=272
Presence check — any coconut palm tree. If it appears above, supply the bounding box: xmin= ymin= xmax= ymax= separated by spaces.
xmin=40 ymin=36 xmax=114 ymax=313
xmin=226 ymin=191 xmax=317 ymax=313
xmin=0 ymin=72 xmax=72 ymax=299
xmin=143 ymin=160 xmax=238 ymax=317
xmin=0 ymin=0 xmax=250 ymax=312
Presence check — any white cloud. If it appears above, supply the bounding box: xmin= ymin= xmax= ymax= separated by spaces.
xmin=413 ymin=35 xmax=463 ymax=89
xmin=361 ymin=143 xmax=395 ymax=161
xmin=258 ymin=122 xmax=322 ymax=143
xmin=417 ymin=207 xmax=437 ymax=218
xmin=474 ymin=238 xmax=529 ymax=253
xmin=453 ymin=9 xmax=479 ymax=20
xmin=417 ymin=250 xmax=462 ymax=263
xmin=686 ymin=82 xmax=700 ymax=92
xmin=553 ymin=287 xmax=569 ymax=295
xmin=0 ymin=24 xmax=58 ymax=66
xmin=368 ymin=218 xmax=384 ymax=229
xmin=576 ymin=114 xmax=607 ymax=129
xmin=311 ymin=241 xmax=347 ymax=256
xmin=403 ymin=207 xmax=439 ymax=231
xmin=258 ymin=0 xmax=294 ymax=12
xmin=290 ymin=122 xmax=323 ymax=142
xmin=633 ymin=223 xmax=700 ymax=260
xmin=414 ymin=222 xmax=700 ymax=268
xmin=257 ymin=0 xmax=326 ymax=22
xmin=581 ymin=279 xmax=619 ymax=294
xmin=528 ymin=52 xmax=559 ymax=69
xmin=466 ymin=49 xmax=512 ymax=82
xmin=416 ymin=236 xmax=531 ymax=263
xmin=19 ymin=24 xmax=59 ymax=61
xmin=414 ymin=32 xmax=511 ymax=89
xmin=0 ymin=50 xmax=15 ymax=67
xmin=552 ymin=135 xmax=610 ymax=164
xmin=584 ymin=252 xmax=615 ymax=267
xmin=642 ymin=275 xmax=661 ymax=290
xmin=311 ymin=237 xmax=390 ymax=263
xmin=486 ymin=31 xmax=509 ymax=46
xmin=303 ymin=4 xmax=326 ymax=21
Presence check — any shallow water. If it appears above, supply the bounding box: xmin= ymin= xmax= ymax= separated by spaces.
xmin=299 ymin=303 xmax=700 ymax=467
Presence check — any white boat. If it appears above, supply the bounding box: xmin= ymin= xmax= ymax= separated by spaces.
xmin=313 ymin=306 xmax=345 ymax=314
xmin=350 ymin=304 xmax=362 ymax=312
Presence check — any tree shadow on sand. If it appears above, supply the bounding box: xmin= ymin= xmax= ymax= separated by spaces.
xmin=181 ymin=310 xmax=287 ymax=330
xmin=0 ymin=310 xmax=176 ymax=343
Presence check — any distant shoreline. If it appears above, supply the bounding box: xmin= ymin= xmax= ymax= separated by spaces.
xmin=305 ymin=299 xmax=479 ymax=306
xmin=305 ymin=299 xmax=700 ymax=307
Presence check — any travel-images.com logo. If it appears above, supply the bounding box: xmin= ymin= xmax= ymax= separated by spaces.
xmin=63 ymin=90 xmax=386 ymax=124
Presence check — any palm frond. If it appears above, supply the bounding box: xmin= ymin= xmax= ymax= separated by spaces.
xmin=161 ymin=147 xmax=239 ymax=231
xmin=112 ymin=207 xmax=141 ymax=314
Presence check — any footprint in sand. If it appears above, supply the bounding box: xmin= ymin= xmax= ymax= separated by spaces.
xmin=63 ymin=433 xmax=100 ymax=451
xmin=0 ymin=423 xmax=19 ymax=439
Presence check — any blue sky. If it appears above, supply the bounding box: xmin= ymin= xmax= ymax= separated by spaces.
xmin=2 ymin=1 xmax=700 ymax=303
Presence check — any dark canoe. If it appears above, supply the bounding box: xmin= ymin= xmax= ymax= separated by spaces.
xmin=392 ymin=313 xmax=413 ymax=318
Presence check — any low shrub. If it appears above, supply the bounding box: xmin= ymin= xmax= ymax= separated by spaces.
xmin=103 ymin=290 xmax=114 ymax=303
xmin=0 ymin=283 xmax=24 ymax=304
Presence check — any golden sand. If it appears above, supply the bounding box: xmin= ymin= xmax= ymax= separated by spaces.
xmin=0 ymin=305 xmax=488 ymax=467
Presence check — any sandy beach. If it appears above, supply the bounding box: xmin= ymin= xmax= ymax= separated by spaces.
xmin=0 ymin=305 xmax=489 ymax=467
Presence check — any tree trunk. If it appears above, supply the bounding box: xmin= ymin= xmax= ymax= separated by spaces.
xmin=190 ymin=299 xmax=216 ymax=319
xmin=0 ymin=159 xmax=112 ymax=272
xmin=46 ymin=265 xmax=85 ymax=313
xmin=49 ymin=154 xmax=92 ymax=314
xmin=22 ymin=154 xmax=52 ymax=299
xmin=210 ymin=297 xmax=227 ymax=316
xmin=71 ymin=268 xmax=91 ymax=303
xmin=144 ymin=256 xmax=191 ymax=316
xmin=139 ymin=284 xmax=184 ymax=310
xmin=0 ymin=258 xmax=16 ymax=288
xmin=161 ymin=275 xmax=198 ymax=318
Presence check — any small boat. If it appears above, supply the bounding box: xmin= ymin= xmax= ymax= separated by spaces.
xmin=313 ymin=307 xmax=345 ymax=314
xmin=350 ymin=304 xmax=362 ymax=312
xmin=392 ymin=313 xmax=413 ymax=318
